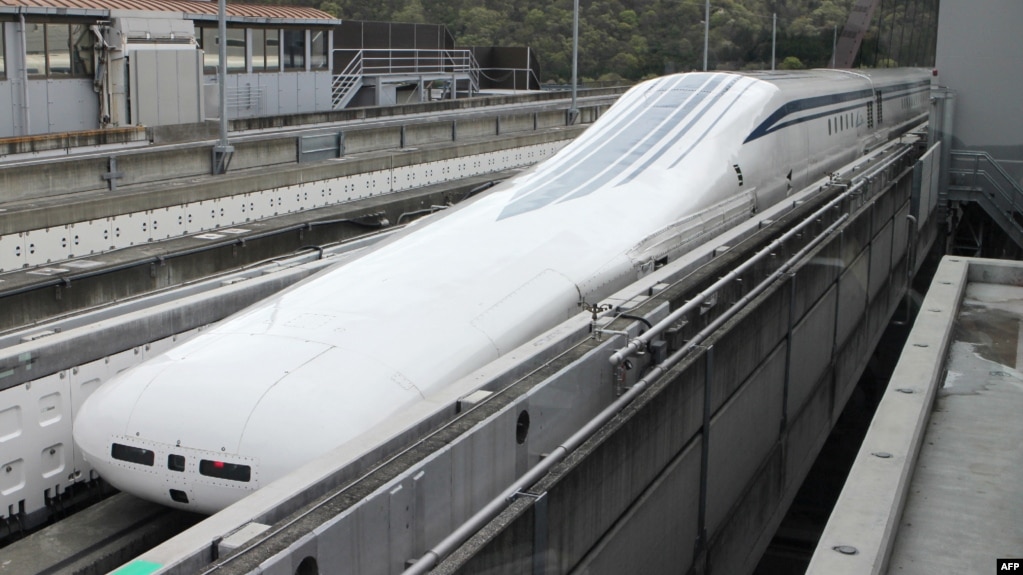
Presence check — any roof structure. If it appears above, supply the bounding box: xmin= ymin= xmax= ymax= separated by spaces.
xmin=0 ymin=0 xmax=338 ymax=23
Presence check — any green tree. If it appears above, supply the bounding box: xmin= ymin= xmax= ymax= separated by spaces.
xmin=249 ymin=0 xmax=937 ymax=81
xmin=392 ymin=0 xmax=427 ymax=23
xmin=779 ymin=56 xmax=805 ymax=69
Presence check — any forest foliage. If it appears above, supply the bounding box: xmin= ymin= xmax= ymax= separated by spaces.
xmin=260 ymin=0 xmax=938 ymax=83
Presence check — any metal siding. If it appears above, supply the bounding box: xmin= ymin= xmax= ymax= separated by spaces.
xmin=313 ymin=71 xmax=331 ymax=112
xmin=43 ymin=79 xmax=99 ymax=132
xmin=133 ymin=51 xmax=159 ymax=126
xmin=175 ymin=49 xmax=201 ymax=123
xmin=276 ymin=72 xmax=298 ymax=116
xmin=157 ymin=51 xmax=176 ymax=125
xmin=0 ymin=81 xmax=14 ymax=138
xmin=256 ymin=72 xmax=280 ymax=116
xmin=25 ymin=81 xmax=49 ymax=135
xmin=295 ymin=72 xmax=316 ymax=114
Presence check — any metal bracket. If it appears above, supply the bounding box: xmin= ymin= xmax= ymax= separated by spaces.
xmin=101 ymin=156 xmax=125 ymax=191
xmin=212 ymin=144 xmax=234 ymax=175
xmin=579 ymin=301 xmax=612 ymax=321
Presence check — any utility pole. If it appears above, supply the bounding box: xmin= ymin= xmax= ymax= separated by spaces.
xmin=772 ymin=12 xmax=777 ymax=70
xmin=570 ymin=0 xmax=579 ymax=124
xmin=703 ymin=0 xmax=710 ymax=71
xmin=831 ymin=25 xmax=838 ymax=68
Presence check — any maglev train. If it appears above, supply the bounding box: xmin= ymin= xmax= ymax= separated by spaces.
xmin=74 ymin=68 xmax=931 ymax=513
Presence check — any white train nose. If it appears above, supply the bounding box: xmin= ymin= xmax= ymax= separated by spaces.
xmin=72 ymin=333 xmax=336 ymax=511
xmin=72 ymin=360 xmax=151 ymax=496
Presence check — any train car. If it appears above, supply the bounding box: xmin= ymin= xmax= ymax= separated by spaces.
xmin=73 ymin=68 xmax=931 ymax=514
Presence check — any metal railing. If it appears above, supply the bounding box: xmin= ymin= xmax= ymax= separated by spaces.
xmin=947 ymin=150 xmax=1023 ymax=248
xmin=331 ymin=50 xmax=364 ymax=109
xmin=331 ymin=48 xmax=480 ymax=109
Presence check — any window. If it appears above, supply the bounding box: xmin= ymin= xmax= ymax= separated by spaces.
xmin=310 ymin=29 xmax=328 ymax=70
xmin=25 ymin=23 xmax=46 ymax=76
xmin=25 ymin=23 xmax=90 ymax=78
xmin=200 ymin=26 xmax=246 ymax=73
xmin=283 ymin=29 xmax=306 ymax=70
xmin=266 ymin=30 xmax=280 ymax=70
xmin=168 ymin=454 xmax=186 ymax=472
xmin=47 ymin=23 xmax=73 ymax=75
xmin=253 ymin=28 xmax=280 ymax=72
xmin=226 ymin=28 xmax=245 ymax=72
xmin=0 ymin=26 xmax=5 ymax=78
xmin=111 ymin=443 xmax=155 ymax=466
xmin=199 ymin=27 xmax=215 ymax=72
xmin=200 ymin=459 xmax=251 ymax=482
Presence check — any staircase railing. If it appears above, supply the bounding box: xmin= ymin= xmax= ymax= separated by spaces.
xmin=464 ymin=50 xmax=480 ymax=95
xmin=331 ymin=48 xmax=479 ymax=108
xmin=331 ymin=50 xmax=364 ymax=110
xmin=947 ymin=150 xmax=1023 ymax=249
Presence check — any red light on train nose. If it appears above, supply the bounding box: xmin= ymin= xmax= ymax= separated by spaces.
xmin=199 ymin=459 xmax=251 ymax=482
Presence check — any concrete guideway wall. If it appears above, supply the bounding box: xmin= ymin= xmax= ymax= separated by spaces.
xmin=0 ymin=104 xmax=608 ymax=206
xmin=429 ymin=145 xmax=939 ymax=575
xmin=0 ymin=130 xmax=584 ymax=273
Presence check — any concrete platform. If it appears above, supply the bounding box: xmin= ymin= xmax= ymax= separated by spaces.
xmin=807 ymin=256 xmax=1023 ymax=575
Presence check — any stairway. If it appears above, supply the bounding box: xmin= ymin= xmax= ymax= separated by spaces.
xmin=947 ymin=150 xmax=1023 ymax=250
xmin=331 ymin=51 xmax=364 ymax=110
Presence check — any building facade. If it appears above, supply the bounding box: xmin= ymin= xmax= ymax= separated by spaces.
xmin=0 ymin=0 xmax=337 ymax=138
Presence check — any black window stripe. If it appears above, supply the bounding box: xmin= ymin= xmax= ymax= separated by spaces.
xmin=744 ymin=79 xmax=929 ymax=143
xmin=111 ymin=443 xmax=155 ymax=466
xmin=199 ymin=459 xmax=251 ymax=482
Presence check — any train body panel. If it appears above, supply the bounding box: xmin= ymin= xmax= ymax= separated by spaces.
xmin=73 ymin=68 xmax=931 ymax=514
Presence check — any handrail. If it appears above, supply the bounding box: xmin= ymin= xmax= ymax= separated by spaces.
xmin=331 ymin=49 xmax=364 ymax=109
xmin=331 ymin=48 xmax=480 ymax=103
xmin=948 ymin=149 xmax=1023 ymax=247
xmin=332 ymin=48 xmax=476 ymax=76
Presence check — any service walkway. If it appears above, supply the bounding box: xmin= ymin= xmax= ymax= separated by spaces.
xmin=807 ymin=256 xmax=1023 ymax=575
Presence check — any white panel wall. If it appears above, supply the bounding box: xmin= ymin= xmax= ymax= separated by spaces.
xmin=221 ymin=71 xmax=333 ymax=119
xmin=0 ymin=141 xmax=568 ymax=272
xmin=0 ymin=330 xmax=201 ymax=520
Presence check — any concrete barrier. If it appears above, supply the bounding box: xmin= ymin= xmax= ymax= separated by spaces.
xmin=0 ymin=128 xmax=585 ymax=237
xmin=0 ymin=96 xmax=614 ymax=208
